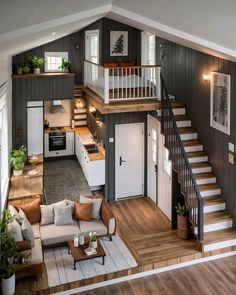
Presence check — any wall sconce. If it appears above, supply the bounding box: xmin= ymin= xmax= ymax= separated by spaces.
xmin=203 ymin=73 xmax=210 ymax=81
xmin=160 ymin=43 xmax=168 ymax=60
xmin=89 ymin=105 xmax=96 ymax=113
xmin=75 ymin=98 xmax=85 ymax=109
xmin=74 ymin=43 xmax=80 ymax=50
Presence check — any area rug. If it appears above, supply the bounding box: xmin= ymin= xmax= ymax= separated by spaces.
xmin=44 ymin=235 xmax=138 ymax=287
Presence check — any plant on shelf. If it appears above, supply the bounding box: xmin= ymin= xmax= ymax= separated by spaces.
xmin=10 ymin=145 xmax=26 ymax=176
xmin=22 ymin=65 xmax=30 ymax=74
xmin=0 ymin=209 xmax=19 ymax=295
xmin=89 ymin=231 xmax=97 ymax=249
xmin=175 ymin=202 xmax=190 ymax=240
xmin=58 ymin=58 xmax=72 ymax=72
xmin=28 ymin=55 xmax=45 ymax=74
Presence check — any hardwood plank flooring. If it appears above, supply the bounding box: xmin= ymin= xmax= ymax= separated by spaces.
xmin=80 ymin=255 xmax=236 ymax=295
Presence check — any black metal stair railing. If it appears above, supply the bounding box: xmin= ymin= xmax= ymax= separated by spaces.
xmin=160 ymin=74 xmax=204 ymax=242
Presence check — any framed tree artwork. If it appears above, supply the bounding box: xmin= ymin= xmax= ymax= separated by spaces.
xmin=210 ymin=72 xmax=230 ymax=135
xmin=110 ymin=31 xmax=128 ymax=56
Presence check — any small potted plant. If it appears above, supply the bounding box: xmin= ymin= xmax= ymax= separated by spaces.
xmin=28 ymin=55 xmax=45 ymax=74
xmin=175 ymin=202 xmax=190 ymax=239
xmin=58 ymin=58 xmax=72 ymax=72
xmin=10 ymin=145 xmax=26 ymax=176
xmin=16 ymin=63 xmax=23 ymax=75
xmin=22 ymin=65 xmax=30 ymax=74
xmin=89 ymin=232 xmax=97 ymax=249
xmin=0 ymin=209 xmax=18 ymax=295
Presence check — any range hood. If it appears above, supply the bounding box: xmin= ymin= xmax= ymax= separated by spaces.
xmin=49 ymin=100 xmax=66 ymax=114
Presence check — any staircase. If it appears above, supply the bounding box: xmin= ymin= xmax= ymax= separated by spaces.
xmin=161 ymin=98 xmax=236 ymax=254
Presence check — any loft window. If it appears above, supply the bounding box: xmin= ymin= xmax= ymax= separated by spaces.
xmin=44 ymin=52 xmax=68 ymax=72
xmin=141 ymin=32 xmax=156 ymax=65
xmin=85 ymin=30 xmax=99 ymax=64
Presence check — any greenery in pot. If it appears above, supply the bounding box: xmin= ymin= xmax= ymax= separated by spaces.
xmin=58 ymin=58 xmax=72 ymax=72
xmin=175 ymin=202 xmax=189 ymax=216
xmin=22 ymin=65 xmax=30 ymax=74
xmin=89 ymin=231 xmax=97 ymax=242
xmin=0 ymin=209 xmax=20 ymax=280
xmin=28 ymin=55 xmax=45 ymax=73
xmin=10 ymin=145 xmax=26 ymax=174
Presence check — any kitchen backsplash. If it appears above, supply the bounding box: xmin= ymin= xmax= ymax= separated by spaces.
xmin=44 ymin=100 xmax=72 ymax=127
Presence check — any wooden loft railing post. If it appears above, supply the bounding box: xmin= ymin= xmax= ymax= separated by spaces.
xmin=104 ymin=68 xmax=109 ymax=104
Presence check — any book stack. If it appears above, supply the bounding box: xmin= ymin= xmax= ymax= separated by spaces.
xmin=84 ymin=247 xmax=97 ymax=256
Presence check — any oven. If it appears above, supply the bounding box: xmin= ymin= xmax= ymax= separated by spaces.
xmin=49 ymin=132 xmax=66 ymax=151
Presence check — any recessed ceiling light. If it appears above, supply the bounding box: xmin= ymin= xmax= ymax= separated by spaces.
xmin=52 ymin=32 xmax=56 ymax=36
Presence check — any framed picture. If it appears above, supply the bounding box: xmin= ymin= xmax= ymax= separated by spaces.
xmin=210 ymin=72 xmax=230 ymax=135
xmin=110 ymin=31 xmax=128 ymax=56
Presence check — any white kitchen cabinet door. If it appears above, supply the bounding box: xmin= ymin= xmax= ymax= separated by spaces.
xmin=66 ymin=132 xmax=74 ymax=155
xmin=27 ymin=106 xmax=44 ymax=156
xmin=89 ymin=160 xmax=105 ymax=186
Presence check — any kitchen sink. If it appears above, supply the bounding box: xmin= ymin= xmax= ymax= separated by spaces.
xmin=84 ymin=143 xmax=99 ymax=154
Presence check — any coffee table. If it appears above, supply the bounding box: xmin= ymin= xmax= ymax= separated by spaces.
xmin=67 ymin=239 xmax=106 ymax=270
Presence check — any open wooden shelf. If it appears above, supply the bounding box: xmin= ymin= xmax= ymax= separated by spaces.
xmin=12 ymin=72 xmax=75 ymax=79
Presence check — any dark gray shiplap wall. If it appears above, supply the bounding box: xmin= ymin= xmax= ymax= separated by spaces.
xmin=156 ymin=37 xmax=236 ymax=224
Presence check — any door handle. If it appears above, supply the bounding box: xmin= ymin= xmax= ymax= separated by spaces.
xmin=155 ymin=164 xmax=158 ymax=173
xmin=120 ymin=156 xmax=126 ymax=166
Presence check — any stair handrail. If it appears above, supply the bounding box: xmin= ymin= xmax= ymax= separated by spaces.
xmin=160 ymin=74 xmax=204 ymax=242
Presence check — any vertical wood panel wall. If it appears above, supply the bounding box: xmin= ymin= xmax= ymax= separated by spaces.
xmin=156 ymin=37 xmax=236 ymax=224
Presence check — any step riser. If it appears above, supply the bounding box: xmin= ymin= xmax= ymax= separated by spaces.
xmin=192 ymin=167 xmax=212 ymax=174
xmin=204 ymin=238 xmax=236 ymax=252
xmin=188 ymin=156 xmax=208 ymax=163
xmin=176 ymin=120 xmax=191 ymax=128
xmin=194 ymin=220 xmax=233 ymax=234
xmin=180 ymin=133 xmax=197 ymax=140
xmin=200 ymin=189 xmax=221 ymax=197
xmin=196 ymin=177 xmax=216 ymax=185
xmin=192 ymin=203 xmax=226 ymax=214
xmin=184 ymin=145 xmax=203 ymax=152
xmin=173 ymin=108 xmax=186 ymax=115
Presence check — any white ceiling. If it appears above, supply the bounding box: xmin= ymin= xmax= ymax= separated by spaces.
xmin=1 ymin=0 xmax=236 ymax=61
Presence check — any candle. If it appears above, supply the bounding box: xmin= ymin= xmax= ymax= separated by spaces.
xmin=74 ymin=236 xmax=79 ymax=247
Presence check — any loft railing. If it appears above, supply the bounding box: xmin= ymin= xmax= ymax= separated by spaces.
xmin=160 ymin=74 xmax=204 ymax=242
xmin=84 ymin=60 xmax=161 ymax=103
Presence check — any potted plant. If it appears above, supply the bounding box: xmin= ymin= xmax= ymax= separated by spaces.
xmin=22 ymin=65 xmax=30 ymax=74
xmin=58 ymin=58 xmax=72 ymax=72
xmin=175 ymin=202 xmax=190 ymax=239
xmin=16 ymin=64 xmax=23 ymax=75
xmin=10 ymin=145 xmax=26 ymax=176
xmin=0 ymin=209 xmax=18 ymax=295
xmin=28 ymin=55 xmax=45 ymax=74
xmin=89 ymin=232 xmax=97 ymax=249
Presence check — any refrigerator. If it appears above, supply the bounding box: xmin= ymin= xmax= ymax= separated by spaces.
xmin=27 ymin=101 xmax=44 ymax=156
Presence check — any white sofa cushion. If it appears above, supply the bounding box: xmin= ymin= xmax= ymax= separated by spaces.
xmin=30 ymin=238 xmax=43 ymax=265
xmin=80 ymin=196 xmax=102 ymax=219
xmin=78 ymin=220 xmax=107 ymax=236
xmin=108 ymin=218 xmax=116 ymax=235
xmin=40 ymin=220 xmax=81 ymax=246
xmin=21 ymin=213 xmax=35 ymax=246
xmin=54 ymin=205 xmax=73 ymax=226
xmin=32 ymin=223 xmax=40 ymax=239
xmin=40 ymin=205 xmax=54 ymax=225
xmin=7 ymin=218 xmax=24 ymax=242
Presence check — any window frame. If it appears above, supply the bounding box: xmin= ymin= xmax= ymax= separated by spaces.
xmin=44 ymin=52 xmax=69 ymax=72
xmin=85 ymin=29 xmax=100 ymax=64
xmin=141 ymin=31 xmax=156 ymax=65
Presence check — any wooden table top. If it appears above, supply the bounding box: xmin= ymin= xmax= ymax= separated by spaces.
xmin=67 ymin=239 xmax=106 ymax=263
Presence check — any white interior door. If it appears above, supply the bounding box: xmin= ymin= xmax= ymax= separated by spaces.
xmin=158 ymin=127 xmax=172 ymax=221
xmin=147 ymin=115 xmax=159 ymax=204
xmin=115 ymin=123 xmax=144 ymax=199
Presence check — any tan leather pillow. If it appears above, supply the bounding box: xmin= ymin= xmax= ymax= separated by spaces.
xmin=74 ymin=202 xmax=92 ymax=221
xmin=14 ymin=199 xmax=41 ymax=224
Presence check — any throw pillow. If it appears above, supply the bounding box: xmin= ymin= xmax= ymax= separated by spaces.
xmin=54 ymin=205 xmax=74 ymax=226
xmin=7 ymin=218 xmax=24 ymax=242
xmin=40 ymin=205 xmax=54 ymax=225
xmin=74 ymin=202 xmax=92 ymax=221
xmin=8 ymin=204 xmax=18 ymax=218
xmin=79 ymin=195 xmax=102 ymax=219
xmin=14 ymin=199 xmax=41 ymax=224
xmin=51 ymin=199 xmax=68 ymax=207
xmin=19 ymin=209 xmax=35 ymax=246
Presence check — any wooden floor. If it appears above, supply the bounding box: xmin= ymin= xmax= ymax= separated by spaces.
xmin=15 ymin=197 xmax=203 ymax=294
xmin=81 ymin=255 xmax=236 ymax=295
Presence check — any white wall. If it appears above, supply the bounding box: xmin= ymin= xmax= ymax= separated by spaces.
xmin=44 ymin=100 xmax=72 ymax=128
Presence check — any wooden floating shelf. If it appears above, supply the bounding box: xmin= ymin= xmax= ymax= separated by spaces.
xmin=12 ymin=72 xmax=75 ymax=78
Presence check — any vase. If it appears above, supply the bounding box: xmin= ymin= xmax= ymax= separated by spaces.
xmin=34 ymin=68 xmax=40 ymax=74
xmin=79 ymin=234 xmax=84 ymax=246
xmin=89 ymin=240 xmax=97 ymax=249
xmin=2 ymin=273 xmax=15 ymax=295
xmin=13 ymin=169 xmax=23 ymax=176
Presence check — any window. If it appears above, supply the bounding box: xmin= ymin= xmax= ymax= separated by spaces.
xmin=164 ymin=148 xmax=172 ymax=176
xmin=85 ymin=30 xmax=99 ymax=64
xmin=141 ymin=32 xmax=156 ymax=65
xmin=151 ymin=128 xmax=157 ymax=164
xmin=44 ymin=52 xmax=68 ymax=72
xmin=0 ymin=83 xmax=9 ymax=211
